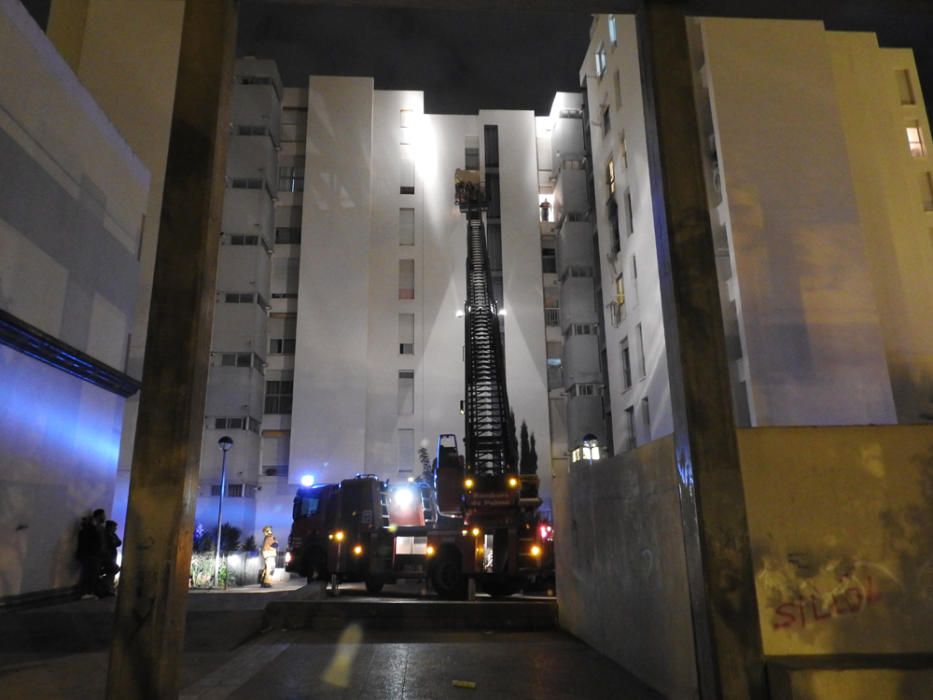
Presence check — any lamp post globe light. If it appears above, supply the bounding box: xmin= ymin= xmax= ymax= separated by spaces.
xmin=213 ymin=435 xmax=234 ymax=588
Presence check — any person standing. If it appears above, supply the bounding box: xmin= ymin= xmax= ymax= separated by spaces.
xmin=260 ymin=526 xmax=278 ymax=588
xmin=76 ymin=509 xmax=106 ymax=599
xmin=101 ymin=520 xmax=122 ymax=596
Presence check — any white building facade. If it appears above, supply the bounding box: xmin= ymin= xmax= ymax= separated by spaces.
xmin=0 ymin=0 xmax=149 ymax=601
xmin=572 ymin=13 xmax=932 ymax=454
xmin=288 ymin=77 xmax=553 ymax=507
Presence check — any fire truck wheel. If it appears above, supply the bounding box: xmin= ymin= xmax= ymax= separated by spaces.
xmin=364 ymin=577 xmax=385 ymax=594
xmin=431 ymin=549 xmax=467 ymax=600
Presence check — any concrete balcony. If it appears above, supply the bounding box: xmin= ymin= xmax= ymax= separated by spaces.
xmin=562 ymin=334 xmax=602 ymax=388
xmin=227 ymin=134 xmax=277 ymax=183
xmin=559 ymin=277 xmax=598 ymax=326
xmin=554 ymin=167 xmax=588 ymax=220
xmin=223 ymin=187 xmax=274 ymax=234
xmin=566 ymin=395 xmax=605 ymax=448
xmin=557 ymin=219 xmax=594 ymax=273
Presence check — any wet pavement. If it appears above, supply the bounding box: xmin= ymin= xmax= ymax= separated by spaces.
xmin=0 ymin=581 xmax=662 ymax=699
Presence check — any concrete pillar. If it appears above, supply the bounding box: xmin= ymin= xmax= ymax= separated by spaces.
xmin=635 ymin=2 xmax=765 ymax=698
xmin=105 ymin=2 xmax=236 ymax=698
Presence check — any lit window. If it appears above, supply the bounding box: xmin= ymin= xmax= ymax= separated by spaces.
xmin=595 ymin=44 xmax=607 ymax=78
xmin=906 ymin=122 xmax=926 ymax=157
xmin=606 ymin=158 xmax=616 ymax=194
xmin=615 ymin=274 xmax=625 ymax=307
xmin=608 ymin=15 xmax=617 ymax=45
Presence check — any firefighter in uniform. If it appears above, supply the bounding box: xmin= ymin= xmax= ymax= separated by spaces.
xmin=260 ymin=525 xmax=278 ymax=588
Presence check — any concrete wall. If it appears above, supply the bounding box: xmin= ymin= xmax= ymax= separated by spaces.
xmin=555 ymin=436 xmax=698 ymax=699
xmin=555 ymin=425 xmax=933 ymax=696
xmin=739 ymin=425 xmax=933 ymax=657
xmin=0 ymin=0 xmax=149 ymax=598
xmin=702 ymin=18 xmax=897 ymax=427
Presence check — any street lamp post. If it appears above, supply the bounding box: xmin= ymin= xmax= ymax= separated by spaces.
xmin=213 ymin=435 xmax=234 ymax=588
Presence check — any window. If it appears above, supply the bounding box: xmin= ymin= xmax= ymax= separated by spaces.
xmin=631 ymin=255 xmax=639 ymax=304
xmin=212 ymin=416 xmax=260 ymax=433
xmin=922 ymin=172 xmax=933 ymax=211
xmin=211 ymin=484 xmax=243 ymax=497
xmin=238 ymin=125 xmax=269 ymax=138
xmin=265 ymin=379 xmax=294 ymax=415
xmin=620 ymin=133 xmax=628 ymax=169
xmin=400 ymin=109 xmax=414 ymax=128
xmin=542 ymin=247 xmax=557 ymax=274
xmin=595 ymin=43 xmax=607 ymax=78
xmin=278 ymin=158 xmax=305 ymax=192
xmin=227 ymin=234 xmax=259 ymax=246
xmin=545 ymin=308 xmax=560 ymax=326
xmin=606 ymin=158 xmax=616 ymax=194
xmin=620 ymin=337 xmax=632 ymax=390
xmin=484 ymin=125 xmax=499 ymax=168
xmin=624 ymin=406 xmax=636 ymax=451
xmin=613 ymin=70 xmax=622 ymax=110
xmin=603 ymin=105 xmax=611 ymax=135
xmin=230 ymin=178 xmax=263 ymax=190
xmin=269 ymin=338 xmax=296 ymax=355
xmin=400 ymin=145 xmax=415 ymax=194
xmin=608 ymin=14 xmax=618 ymax=45
xmin=896 ymin=69 xmax=915 ymax=105
xmin=215 ymin=352 xmax=263 ymax=371
xmin=465 ymin=146 xmax=480 ymax=170
xmin=636 ymin=323 xmax=646 ymax=378
xmin=569 ymin=383 xmax=603 ymax=397
xmin=399 ymin=208 xmax=415 ymax=246
xmin=399 ymin=313 xmax=414 ymax=355
xmin=623 ymin=188 xmax=634 ymax=236
xmin=399 ymin=259 xmax=415 ymax=299
xmin=397 ymin=429 xmax=415 ymax=473
xmin=906 ymin=122 xmax=926 ymax=157
xmin=565 ymin=323 xmax=597 ymax=338
xmin=615 ymin=274 xmax=625 ymax=306
xmin=560 ymin=265 xmax=593 ymax=281
xmin=607 ymin=197 xmax=621 ymax=254
xmin=642 ymin=397 xmax=651 ymax=435
xmin=275 ymin=227 xmax=301 ymax=244
xmin=398 ymin=370 xmax=414 ymax=416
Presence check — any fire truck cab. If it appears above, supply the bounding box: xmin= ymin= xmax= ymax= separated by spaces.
xmin=285 ymin=482 xmax=339 ymax=581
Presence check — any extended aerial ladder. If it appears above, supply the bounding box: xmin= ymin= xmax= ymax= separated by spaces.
xmin=427 ymin=170 xmax=546 ymax=598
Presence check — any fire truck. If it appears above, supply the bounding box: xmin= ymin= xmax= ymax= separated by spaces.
xmin=285 ymin=169 xmax=552 ymax=598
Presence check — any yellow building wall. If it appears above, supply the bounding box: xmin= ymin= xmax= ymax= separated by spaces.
xmin=828 ymin=34 xmax=933 ymax=425
xmin=738 ymin=425 xmax=933 ymax=656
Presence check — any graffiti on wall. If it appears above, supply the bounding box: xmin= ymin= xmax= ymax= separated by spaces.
xmin=771 ymin=572 xmax=883 ymax=630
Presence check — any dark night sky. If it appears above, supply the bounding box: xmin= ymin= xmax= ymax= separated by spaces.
xmin=234 ymin=1 xmax=933 ymax=117
xmin=18 ymin=0 xmax=933 ymax=116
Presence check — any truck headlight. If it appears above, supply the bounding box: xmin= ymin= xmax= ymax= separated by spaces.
xmin=530 ymin=545 xmax=542 ymax=557
xmin=284 ymin=551 xmax=292 ymax=564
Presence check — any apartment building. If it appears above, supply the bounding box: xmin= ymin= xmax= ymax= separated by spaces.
xmin=193 ymin=58 xmax=282 ymax=537
xmin=566 ymin=14 xmax=933 ymax=457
